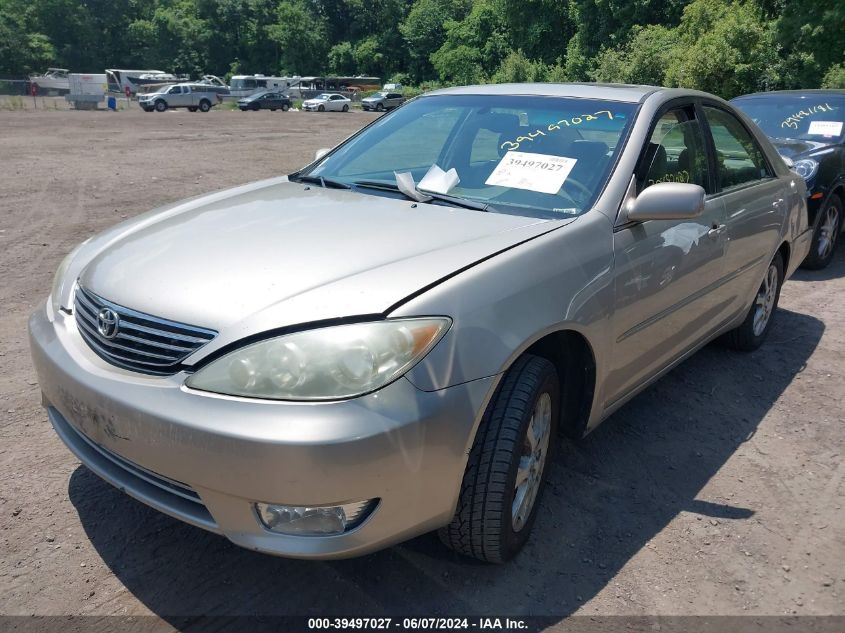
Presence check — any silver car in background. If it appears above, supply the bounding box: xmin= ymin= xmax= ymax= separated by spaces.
xmin=362 ymin=91 xmax=406 ymax=111
xmin=30 ymin=84 xmax=811 ymax=563
xmin=138 ymin=83 xmax=222 ymax=112
xmin=302 ymin=93 xmax=351 ymax=112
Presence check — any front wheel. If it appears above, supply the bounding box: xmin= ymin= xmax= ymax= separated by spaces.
xmin=439 ymin=355 xmax=559 ymax=563
xmin=318 ymin=104 xmax=325 ymax=112
xmin=376 ymin=103 xmax=384 ymax=112
xmin=154 ymin=100 xmax=167 ymax=112
xmin=723 ymin=252 xmax=784 ymax=351
xmin=281 ymin=103 xmax=290 ymax=112
xmin=342 ymin=104 xmax=349 ymax=112
xmin=801 ymin=196 xmax=841 ymax=270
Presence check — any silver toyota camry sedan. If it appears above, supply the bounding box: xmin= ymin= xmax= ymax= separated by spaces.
xmin=29 ymin=84 xmax=812 ymax=563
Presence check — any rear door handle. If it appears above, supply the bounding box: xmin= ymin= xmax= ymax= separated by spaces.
xmin=708 ymin=223 xmax=726 ymax=237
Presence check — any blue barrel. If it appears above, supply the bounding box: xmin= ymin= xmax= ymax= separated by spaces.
xmin=107 ymin=96 xmax=116 ymax=111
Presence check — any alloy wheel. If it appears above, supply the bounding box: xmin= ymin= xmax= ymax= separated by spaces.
xmin=752 ymin=264 xmax=779 ymax=337
xmin=512 ymin=392 xmax=552 ymax=532
xmin=817 ymin=204 xmax=840 ymax=260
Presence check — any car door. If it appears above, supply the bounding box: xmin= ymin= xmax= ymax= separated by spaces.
xmin=330 ymin=95 xmax=343 ymax=111
xmin=605 ymin=101 xmax=731 ymax=407
xmin=700 ymin=103 xmax=787 ymax=315
xmin=165 ymin=85 xmax=182 ymax=106
xmin=387 ymin=93 xmax=402 ymax=108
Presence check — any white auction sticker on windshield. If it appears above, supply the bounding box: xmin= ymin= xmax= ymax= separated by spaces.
xmin=808 ymin=120 xmax=843 ymax=136
xmin=485 ymin=152 xmax=577 ymax=194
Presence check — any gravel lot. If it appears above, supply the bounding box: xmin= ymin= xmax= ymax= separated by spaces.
xmin=1 ymin=108 xmax=843 ymax=625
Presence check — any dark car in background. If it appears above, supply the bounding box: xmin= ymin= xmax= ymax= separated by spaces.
xmin=238 ymin=91 xmax=292 ymax=112
xmin=361 ymin=91 xmax=405 ymax=111
xmin=732 ymin=90 xmax=845 ymax=269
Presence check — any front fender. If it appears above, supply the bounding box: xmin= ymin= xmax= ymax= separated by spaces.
xmin=392 ymin=211 xmax=615 ymax=396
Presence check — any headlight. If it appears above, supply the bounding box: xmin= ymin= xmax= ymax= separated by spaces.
xmin=792 ymin=159 xmax=819 ymax=181
xmin=185 ymin=318 xmax=451 ymax=400
xmin=50 ymin=240 xmax=89 ymax=315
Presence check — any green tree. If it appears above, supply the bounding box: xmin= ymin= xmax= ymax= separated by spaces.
xmin=664 ymin=0 xmax=778 ymax=98
xmin=267 ymin=1 xmax=329 ymax=75
xmin=430 ymin=0 xmax=510 ymax=83
xmin=492 ymin=49 xmax=549 ymax=83
xmin=400 ymin=0 xmax=470 ymax=82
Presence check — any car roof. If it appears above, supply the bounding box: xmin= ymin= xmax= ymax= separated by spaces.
xmin=425 ymin=82 xmax=672 ymax=103
xmin=732 ymin=89 xmax=845 ymax=100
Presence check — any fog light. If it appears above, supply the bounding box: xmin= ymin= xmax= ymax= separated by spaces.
xmin=255 ymin=500 xmax=376 ymax=536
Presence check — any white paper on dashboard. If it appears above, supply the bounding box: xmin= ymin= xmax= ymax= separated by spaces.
xmin=485 ymin=151 xmax=577 ymax=194
xmin=807 ymin=120 xmax=843 ymax=136
xmin=418 ymin=164 xmax=460 ymax=194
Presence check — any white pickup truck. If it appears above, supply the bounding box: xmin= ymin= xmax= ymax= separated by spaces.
xmin=138 ymin=83 xmax=222 ymax=113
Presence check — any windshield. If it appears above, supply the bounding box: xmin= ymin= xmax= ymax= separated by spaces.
xmin=732 ymin=94 xmax=845 ymax=142
xmin=304 ymin=94 xmax=636 ymax=219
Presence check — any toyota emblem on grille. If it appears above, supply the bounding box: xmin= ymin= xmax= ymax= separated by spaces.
xmin=97 ymin=308 xmax=120 ymax=339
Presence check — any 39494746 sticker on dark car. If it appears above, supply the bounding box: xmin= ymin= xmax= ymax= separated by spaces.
xmin=732 ymin=90 xmax=845 ymax=269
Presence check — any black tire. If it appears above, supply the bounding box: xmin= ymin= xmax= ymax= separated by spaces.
xmin=439 ymin=354 xmax=559 ymax=563
xmin=198 ymin=99 xmax=211 ymax=113
xmin=318 ymin=104 xmax=325 ymax=112
xmin=801 ymin=195 xmax=842 ymax=270
xmin=154 ymin=100 xmax=167 ymax=112
xmin=723 ymin=252 xmax=784 ymax=351
xmin=376 ymin=103 xmax=384 ymax=112
xmin=342 ymin=104 xmax=349 ymax=112
xmin=282 ymin=103 xmax=290 ymax=112
xmin=188 ymin=106 xmax=198 ymax=112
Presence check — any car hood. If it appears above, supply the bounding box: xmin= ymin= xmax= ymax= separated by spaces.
xmin=71 ymin=178 xmax=563 ymax=354
xmin=770 ymin=137 xmax=837 ymax=160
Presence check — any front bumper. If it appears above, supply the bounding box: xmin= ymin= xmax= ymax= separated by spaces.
xmin=29 ymin=301 xmax=493 ymax=558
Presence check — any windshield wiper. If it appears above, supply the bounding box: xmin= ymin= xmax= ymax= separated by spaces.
xmin=352 ymin=180 xmax=491 ymax=212
xmin=290 ymin=174 xmax=351 ymax=190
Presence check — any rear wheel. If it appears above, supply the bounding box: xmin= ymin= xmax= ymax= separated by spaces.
xmin=439 ymin=355 xmax=559 ymax=563
xmin=802 ymin=196 xmax=841 ymax=270
xmin=724 ymin=252 xmax=784 ymax=351
xmin=154 ymin=100 xmax=167 ymax=112
xmin=281 ymin=103 xmax=290 ymax=112
xmin=188 ymin=106 xmax=198 ymax=112
xmin=198 ymin=99 xmax=211 ymax=113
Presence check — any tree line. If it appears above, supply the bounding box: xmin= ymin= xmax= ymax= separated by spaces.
xmin=1 ymin=0 xmax=843 ymax=98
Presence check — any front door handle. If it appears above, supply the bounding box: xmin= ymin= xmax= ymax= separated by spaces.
xmin=708 ymin=223 xmax=726 ymax=237
xmin=773 ymin=198 xmax=785 ymax=208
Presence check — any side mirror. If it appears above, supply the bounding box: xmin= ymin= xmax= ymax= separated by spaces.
xmin=315 ymin=148 xmax=331 ymax=160
xmin=781 ymin=155 xmax=794 ymax=169
xmin=627 ymin=182 xmax=706 ymax=222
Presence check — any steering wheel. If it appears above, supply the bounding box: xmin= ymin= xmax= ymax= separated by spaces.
xmin=561 ymin=177 xmax=592 ymax=200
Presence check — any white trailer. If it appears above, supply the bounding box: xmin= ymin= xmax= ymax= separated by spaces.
xmin=64 ymin=73 xmax=108 ymax=110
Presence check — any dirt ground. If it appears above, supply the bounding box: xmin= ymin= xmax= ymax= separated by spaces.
xmin=0 ymin=108 xmax=843 ymax=625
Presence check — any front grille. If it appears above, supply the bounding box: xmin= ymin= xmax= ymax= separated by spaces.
xmin=74 ymin=285 xmax=217 ymax=375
